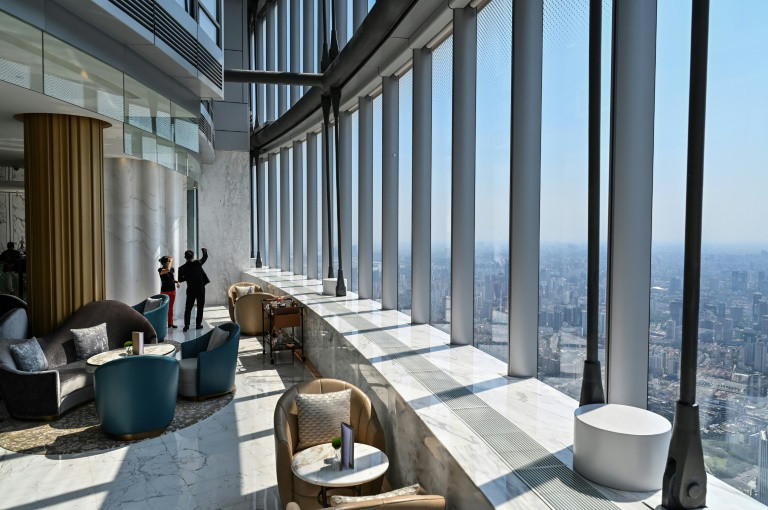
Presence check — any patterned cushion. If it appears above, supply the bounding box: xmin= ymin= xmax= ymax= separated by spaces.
xmin=329 ymin=484 xmax=422 ymax=506
xmin=71 ymin=323 xmax=109 ymax=361
xmin=9 ymin=338 xmax=49 ymax=372
xmin=296 ymin=389 xmax=351 ymax=450
xmin=207 ymin=327 xmax=230 ymax=351
xmin=234 ymin=285 xmax=253 ymax=299
xmin=143 ymin=297 xmax=163 ymax=312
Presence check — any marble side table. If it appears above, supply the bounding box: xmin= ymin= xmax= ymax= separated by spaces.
xmin=574 ymin=403 xmax=671 ymax=492
xmin=292 ymin=442 xmax=389 ymax=506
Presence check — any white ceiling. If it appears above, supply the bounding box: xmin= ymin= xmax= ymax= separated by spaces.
xmin=0 ymin=80 xmax=125 ymax=167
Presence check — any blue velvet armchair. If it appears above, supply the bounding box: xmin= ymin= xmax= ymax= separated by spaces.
xmin=179 ymin=322 xmax=240 ymax=400
xmin=94 ymin=355 xmax=179 ymax=439
xmin=133 ymin=294 xmax=170 ymax=341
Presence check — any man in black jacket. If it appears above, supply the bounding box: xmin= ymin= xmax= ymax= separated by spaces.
xmin=178 ymin=248 xmax=209 ymax=332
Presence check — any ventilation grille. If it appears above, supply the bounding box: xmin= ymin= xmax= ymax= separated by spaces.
xmin=197 ymin=42 xmax=223 ymax=88
xmin=199 ymin=113 xmax=214 ymax=145
xmin=108 ymin=0 xmax=222 ymax=91
xmin=109 ymin=0 xmax=154 ymax=32
xmin=310 ymin=297 xmax=622 ymax=510
xmin=154 ymin=5 xmax=198 ymax=66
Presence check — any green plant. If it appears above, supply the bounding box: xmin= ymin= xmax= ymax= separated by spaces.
xmin=124 ymin=341 xmax=133 ymax=348
xmin=331 ymin=436 xmax=342 ymax=450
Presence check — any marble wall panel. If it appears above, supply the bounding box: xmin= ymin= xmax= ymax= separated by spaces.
xmin=104 ymin=158 xmax=187 ymax=318
xmin=198 ymin=150 xmax=250 ymax=306
xmin=0 ymin=193 xmax=8 ymax=247
xmin=10 ymin=193 xmax=25 ymax=247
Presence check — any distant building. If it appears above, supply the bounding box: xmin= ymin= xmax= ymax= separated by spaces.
xmin=758 ymin=429 xmax=768 ymax=505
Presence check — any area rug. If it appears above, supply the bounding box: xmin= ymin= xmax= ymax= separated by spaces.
xmin=0 ymin=392 xmax=234 ymax=455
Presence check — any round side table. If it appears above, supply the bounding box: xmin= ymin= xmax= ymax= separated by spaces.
xmin=291 ymin=442 xmax=389 ymax=506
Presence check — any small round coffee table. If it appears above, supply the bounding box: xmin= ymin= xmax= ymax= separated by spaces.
xmin=291 ymin=443 xmax=389 ymax=506
xmin=86 ymin=343 xmax=177 ymax=371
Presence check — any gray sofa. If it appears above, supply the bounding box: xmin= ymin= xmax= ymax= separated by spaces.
xmin=0 ymin=300 xmax=157 ymax=420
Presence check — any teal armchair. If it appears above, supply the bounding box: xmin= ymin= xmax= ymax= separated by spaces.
xmin=94 ymin=355 xmax=179 ymax=439
xmin=179 ymin=322 xmax=240 ymax=400
xmin=133 ymin=294 xmax=170 ymax=341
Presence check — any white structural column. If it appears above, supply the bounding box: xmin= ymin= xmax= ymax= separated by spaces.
xmin=450 ymin=7 xmax=477 ymax=345
xmin=277 ymin=0 xmax=288 ymax=116
xmin=268 ymin=153 xmax=278 ymax=267
xmin=334 ymin=0 xmax=347 ymax=46
xmin=358 ymin=96 xmax=374 ymax=299
xmin=290 ymin=0 xmax=301 ymax=105
xmin=280 ymin=147 xmax=291 ymax=271
xmin=258 ymin=158 xmax=267 ymax=263
xmin=352 ymin=0 xmax=367 ymax=32
xmin=255 ymin=20 xmax=265 ymax=126
xmin=411 ymin=48 xmax=432 ymax=325
xmin=307 ymin=132 xmax=319 ymax=279
xmin=266 ymin=4 xmax=276 ymax=121
xmin=606 ymin=0 xmax=657 ymax=408
xmin=339 ymin=111 xmax=353 ymax=292
xmin=293 ymin=140 xmax=304 ymax=274
xmin=381 ymin=75 xmax=399 ymax=310
xmin=303 ymin=0 xmax=315 ymax=94
xmin=508 ymin=0 xmax=544 ymax=377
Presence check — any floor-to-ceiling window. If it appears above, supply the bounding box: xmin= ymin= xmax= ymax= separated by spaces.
xmin=536 ymin=0 xmax=590 ymax=399
xmin=649 ymin=1 xmax=768 ymax=500
xmin=431 ymin=35 xmax=452 ymax=334
xmin=372 ymin=94 xmax=383 ymax=302
xmin=288 ymin=147 xmax=294 ymax=271
xmin=351 ymin=110 xmax=359 ymax=293
xmin=317 ymin=130 xmax=323 ymax=275
xmin=398 ymin=69 xmax=413 ymax=315
xmin=302 ymin=139 xmax=308 ymax=275
xmin=474 ymin=0 xmax=511 ymax=362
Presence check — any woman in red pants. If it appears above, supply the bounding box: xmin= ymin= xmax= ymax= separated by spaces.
xmin=158 ymin=256 xmax=180 ymax=328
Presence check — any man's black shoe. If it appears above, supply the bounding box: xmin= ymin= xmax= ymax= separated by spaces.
xmin=196 ymin=324 xmax=204 ymax=330
xmin=183 ymin=326 xmax=189 ymax=332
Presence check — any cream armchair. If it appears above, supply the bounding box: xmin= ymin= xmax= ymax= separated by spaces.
xmin=227 ymin=282 xmax=262 ymax=321
xmin=275 ymin=379 xmax=386 ymax=509
xmin=234 ymin=292 xmax=275 ymax=336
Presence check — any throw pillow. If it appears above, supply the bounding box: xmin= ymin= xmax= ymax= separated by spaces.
xmin=296 ymin=389 xmax=351 ymax=450
xmin=207 ymin=327 xmax=230 ymax=351
xmin=329 ymin=484 xmax=422 ymax=506
xmin=234 ymin=285 xmax=253 ymax=299
xmin=9 ymin=338 xmax=48 ymax=372
xmin=143 ymin=297 xmax=163 ymax=312
xmin=71 ymin=323 xmax=109 ymax=360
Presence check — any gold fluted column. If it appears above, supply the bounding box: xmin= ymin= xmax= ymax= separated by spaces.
xmin=22 ymin=113 xmax=109 ymax=335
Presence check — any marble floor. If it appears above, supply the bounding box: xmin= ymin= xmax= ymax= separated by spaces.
xmin=0 ymin=305 xmax=312 ymax=510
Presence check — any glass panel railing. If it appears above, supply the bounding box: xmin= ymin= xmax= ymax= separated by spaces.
xmin=0 ymin=10 xmax=43 ymax=92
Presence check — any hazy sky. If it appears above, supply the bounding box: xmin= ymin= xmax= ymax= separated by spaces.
xmin=470 ymin=0 xmax=767 ymax=245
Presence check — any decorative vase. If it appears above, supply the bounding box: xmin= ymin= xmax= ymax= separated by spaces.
xmin=125 ymin=346 xmax=132 ymax=355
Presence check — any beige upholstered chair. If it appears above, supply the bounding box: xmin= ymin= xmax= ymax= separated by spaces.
xmin=275 ymin=379 xmax=386 ymax=510
xmin=234 ymin=292 xmax=275 ymax=336
xmin=284 ymin=488 xmax=446 ymax=509
xmin=227 ymin=282 xmax=262 ymax=321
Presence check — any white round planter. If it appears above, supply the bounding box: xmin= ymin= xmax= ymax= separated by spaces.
xmin=573 ymin=403 xmax=671 ymax=492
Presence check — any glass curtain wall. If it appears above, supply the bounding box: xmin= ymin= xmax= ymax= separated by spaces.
xmin=536 ymin=0 xmax=590 ymax=399
xmin=351 ymin=111 xmax=360 ymax=292
xmin=650 ymin=0 xmax=768 ymax=501
xmin=303 ymin=140 xmax=308 ymax=275
xmin=372 ymin=94 xmax=383 ymax=302
xmin=431 ymin=35 xmax=452 ymax=334
xmin=398 ymin=69 xmax=413 ymax=315
xmin=474 ymin=0 xmax=512 ymax=362
xmin=288 ymin=147 xmax=294 ymax=270
xmin=317 ymin=130 xmax=323 ymax=275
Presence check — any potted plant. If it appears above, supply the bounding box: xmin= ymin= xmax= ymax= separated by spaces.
xmin=124 ymin=341 xmax=133 ymax=355
xmin=331 ymin=436 xmax=342 ymax=462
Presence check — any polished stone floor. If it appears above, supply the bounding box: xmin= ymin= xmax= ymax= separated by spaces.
xmin=0 ymin=305 xmax=312 ymax=510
